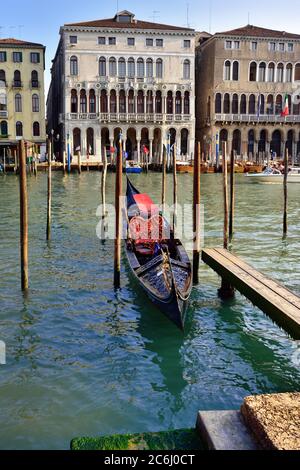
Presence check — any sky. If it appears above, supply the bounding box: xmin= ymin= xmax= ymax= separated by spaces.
xmin=1 ymin=0 xmax=300 ymax=93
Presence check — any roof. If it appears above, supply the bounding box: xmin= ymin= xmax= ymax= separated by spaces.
xmin=0 ymin=38 xmax=45 ymax=47
xmin=65 ymin=13 xmax=194 ymax=32
xmin=216 ymin=24 xmax=300 ymax=40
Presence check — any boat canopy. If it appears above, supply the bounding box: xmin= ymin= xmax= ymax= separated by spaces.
xmin=133 ymin=194 xmax=160 ymax=216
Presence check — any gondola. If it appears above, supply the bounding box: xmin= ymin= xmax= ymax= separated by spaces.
xmin=125 ymin=178 xmax=192 ymax=330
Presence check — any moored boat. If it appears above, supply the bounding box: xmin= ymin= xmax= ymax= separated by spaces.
xmin=246 ymin=167 xmax=300 ymax=183
xmin=125 ymin=179 xmax=193 ymax=330
xmin=176 ymin=161 xmax=194 ymax=174
xmin=125 ymin=161 xmax=142 ymax=174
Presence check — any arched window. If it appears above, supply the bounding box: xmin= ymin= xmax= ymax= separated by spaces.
xmin=137 ymin=58 xmax=144 ymax=78
xmin=147 ymin=90 xmax=153 ymax=113
xmin=146 ymin=58 xmax=153 ymax=78
xmin=100 ymin=89 xmax=108 ymax=113
xmin=33 ymin=122 xmax=40 ymax=136
xmin=155 ymin=91 xmax=162 ymax=114
xmin=184 ymin=91 xmax=190 ymax=115
xmin=15 ymin=93 xmax=22 ymax=112
xmin=99 ymin=57 xmax=106 ymax=76
xmin=0 ymin=93 xmax=7 ymax=111
xmin=80 ymin=90 xmax=87 ymax=113
xmin=259 ymin=62 xmax=266 ymax=81
xmin=128 ymin=58 xmax=135 ymax=78
xmin=16 ymin=121 xmax=23 ymax=137
xmin=14 ymin=70 xmax=21 ymax=87
xmin=109 ymin=57 xmax=117 ymax=77
xmin=87 ymin=128 xmax=94 ymax=155
xmin=183 ymin=59 xmax=190 ymax=79
xmin=259 ymin=94 xmax=265 ymax=114
xmin=232 ymin=94 xmax=238 ymax=114
xmin=137 ymin=90 xmax=144 ymax=113
xmin=267 ymin=95 xmax=274 ymax=115
xmin=89 ymin=89 xmax=96 ymax=113
xmin=249 ymin=62 xmax=257 ymax=81
xmin=215 ymin=93 xmax=222 ymax=113
xmin=110 ymin=90 xmax=117 ymax=113
xmin=224 ymin=61 xmax=231 ymax=80
xmin=240 ymin=94 xmax=247 ymax=114
xmin=73 ymin=128 xmax=81 ymax=153
xmin=295 ymin=63 xmax=300 ymax=81
xmin=249 ymin=94 xmax=256 ymax=114
xmin=286 ymin=64 xmax=293 ymax=83
xmin=277 ymin=63 xmax=284 ymax=82
xmin=32 ymin=94 xmax=39 ymax=112
xmin=31 ymin=70 xmax=39 ymax=88
xmin=232 ymin=61 xmax=239 ymax=81
xmin=0 ymin=70 xmax=5 ymax=86
xmin=275 ymin=95 xmax=283 ymax=115
xmin=293 ymin=95 xmax=300 ymax=115
xmin=0 ymin=121 xmax=8 ymax=136
xmin=118 ymin=58 xmax=126 ymax=78
xmin=70 ymin=56 xmax=78 ymax=76
xmin=268 ymin=63 xmax=275 ymax=82
xmin=71 ymin=89 xmax=78 ymax=113
xmin=223 ymin=93 xmax=230 ymax=114
xmin=232 ymin=129 xmax=241 ymax=155
xmin=167 ymin=91 xmax=173 ymax=114
xmin=156 ymin=59 xmax=163 ymax=78
xmin=128 ymin=89 xmax=135 ymax=113
xmin=248 ymin=129 xmax=255 ymax=155
xmin=119 ymin=89 xmax=126 ymax=113
xmin=175 ymin=91 xmax=182 ymax=114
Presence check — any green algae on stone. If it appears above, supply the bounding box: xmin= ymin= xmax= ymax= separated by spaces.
xmin=71 ymin=429 xmax=202 ymax=451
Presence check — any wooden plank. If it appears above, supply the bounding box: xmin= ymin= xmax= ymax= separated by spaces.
xmin=202 ymin=248 xmax=300 ymax=339
xmin=214 ymin=248 xmax=300 ymax=311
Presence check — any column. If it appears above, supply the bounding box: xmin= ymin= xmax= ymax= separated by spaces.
xmin=96 ymin=131 xmax=102 ymax=162
xmin=116 ymin=91 xmax=119 ymax=115
xmin=181 ymin=95 xmax=184 ymax=115
xmin=107 ymin=91 xmax=111 ymax=118
xmin=137 ymin=139 xmax=141 ymax=163
xmin=149 ymin=139 xmax=153 ymax=164
xmin=143 ymin=93 xmax=146 ymax=117
xmin=254 ymin=141 xmax=258 ymax=163
xmin=281 ymin=141 xmax=285 ymax=159
xmin=82 ymin=127 xmax=87 ymax=161
xmin=292 ymin=141 xmax=297 ymax=165
xmin=135 ymin=93 xmax=138 ymax=116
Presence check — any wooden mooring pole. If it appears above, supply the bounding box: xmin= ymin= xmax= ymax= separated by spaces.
xmin=114 ymin=136 xmax=123 ymax=288
xmin=173 ymin=144 xmax=177 ymax=233
xmin=162 ymin=144 xmax=167 ymax=213
xmin=283 ymin=148 xmax=288 ymax=238
xmin=78 ymin=151 xmax=82 ymax=175
xmin=46 ymin=138 xmax=52 ymax=241
xmin=101 ymin=147 xmax=108 ymax=238
xmin=193 ymin=142 xmax=201 ymax=284
xmin=229 ymin=150 xmax=235 ymax=241
xmin=63 ymin=151 xmax=66 ymax=175
xmin=19 ymin=140 xmax=29 ymax=291
xmin=219 ymin=141 xmax=234 ymax=299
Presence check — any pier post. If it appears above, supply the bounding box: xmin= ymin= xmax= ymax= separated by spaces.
xmin=283 ymin=148 xmax=288 ymax=238
xmin=193 ymin=142 xmax=201 ymax=284
xmin=63 ymin=151 xmax=66 ymax=175
xmin=173 ymin=144 xmax=178 ymax=232
xmin=229 ymin=150 xmax=235 ymax=241
xmin=3 ymin=148 xmax=6 ymax=173
xmin=219 ymin=142 xmax=234 ymax=299
xmin=46 ymin=138 xmax=52 ymax=241
xmin=19 ymin=140 xmax=29 ymax=291
xmin=162 ymin=145 xmax=167 ymax=213
xmin=101 ymin=147 xmax=108 ymax=238
xmin=114 ymin=135 xmax=123 ymax=288
xmin=78 ymin=151 xmax=82 ymax=175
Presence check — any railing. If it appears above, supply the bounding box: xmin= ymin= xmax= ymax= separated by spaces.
xmin=0 ymin=110 xmax=8 ymax=118
xmin=12 ymin=81 xmax=23 ymax=88
xmin=214 ymin=113 xmax=300 ymax=123
xmin=30 ymin=81 xmax=40 ymax=89
xmin=65 ymin=113 xmax=191 ymax=123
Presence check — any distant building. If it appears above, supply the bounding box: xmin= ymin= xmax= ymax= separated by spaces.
xmin=0 ymin=38 xmax=46 ymax=157
xmin=47 ymin=10 xmax=196 ymax=162
xmin=196 ymin=25 xmax=300 ymax=163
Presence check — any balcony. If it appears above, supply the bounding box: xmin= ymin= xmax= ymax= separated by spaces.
xmin=65 ymin=113 xmax=191 ymax=124
xmin=214 ymin=113 xmax=300 ymax=124
xmin=30 ymin=80 xmax=40 ymax=89
xmin=12 ymin=81 xmax=23 ymax=88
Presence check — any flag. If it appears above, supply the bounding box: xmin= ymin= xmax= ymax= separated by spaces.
xmin=257 ymin=94 xmax=261 ymax=118
xmin=281 ymin=94 xmax=289 ymax=117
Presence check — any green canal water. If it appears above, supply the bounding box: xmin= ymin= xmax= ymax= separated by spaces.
xmin=0 ymin=172 xmax=299 ymax=450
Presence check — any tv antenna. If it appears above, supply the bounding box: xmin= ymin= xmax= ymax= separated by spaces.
xmin=186 ymin=3 xmax=190 ymax=28
xmin=151 ymin=10 xmax=160 ymax=23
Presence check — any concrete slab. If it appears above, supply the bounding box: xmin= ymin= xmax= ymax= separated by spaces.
xmin=241 ymin=393 xmax=300 ymax=450
xmin=196 ymin=410 xmax=258 ymax=450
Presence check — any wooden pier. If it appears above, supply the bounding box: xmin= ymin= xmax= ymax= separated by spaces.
xmin=202 ymin=248 xmax=300 ymax=339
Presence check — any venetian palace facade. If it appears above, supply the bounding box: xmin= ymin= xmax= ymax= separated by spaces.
xmin=0 ymin=38 xmax=46 ymax=157
xmin=196 ymin=25 xmax=300 ymax=164
xmin=47 ymin=11 xmax=196 ymax=162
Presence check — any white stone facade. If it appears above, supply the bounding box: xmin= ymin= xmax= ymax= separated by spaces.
xmin=48 ymin=11 xmax=196 ymax=163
